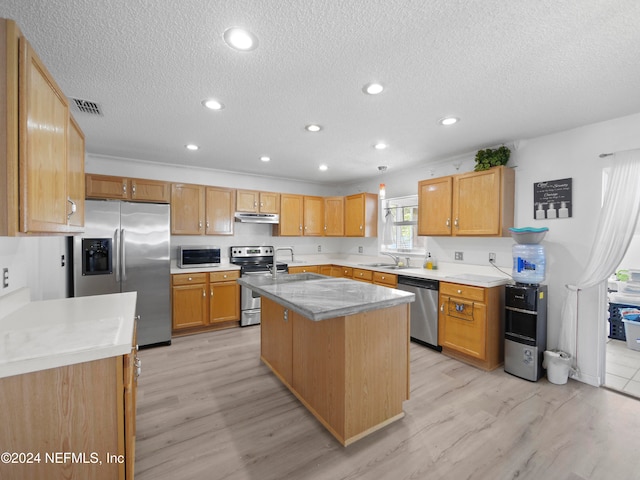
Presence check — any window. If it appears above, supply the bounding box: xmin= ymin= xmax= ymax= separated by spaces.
xmin=380 ymin=195 xmax=426 ymax=254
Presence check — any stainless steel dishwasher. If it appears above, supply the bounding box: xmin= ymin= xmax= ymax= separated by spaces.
xmin=397 ymin=276 xmax=441 ymax=351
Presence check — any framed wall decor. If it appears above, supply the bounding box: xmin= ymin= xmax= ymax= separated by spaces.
xmin=533 ymin=178 xmax=572 ymax=219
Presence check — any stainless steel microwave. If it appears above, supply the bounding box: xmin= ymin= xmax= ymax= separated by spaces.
xmin=177 ymin=246 xmax=221 ymax=268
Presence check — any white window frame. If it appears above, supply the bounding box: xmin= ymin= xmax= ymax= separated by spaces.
xmin=379 ymin=195 xmax=426 ymax=254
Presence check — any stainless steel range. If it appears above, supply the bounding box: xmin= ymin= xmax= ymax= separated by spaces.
xmin=230 ymin=246 xmax=288 ymax=326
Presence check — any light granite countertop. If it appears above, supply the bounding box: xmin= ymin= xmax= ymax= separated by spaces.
xmin=0 ymin=290 xmax=137 ymax=379
xmin=237 ymin=273 xmax=414 ymax=321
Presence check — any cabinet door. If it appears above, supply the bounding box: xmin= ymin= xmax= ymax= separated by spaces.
xmin=324 ymin=196 xmax=344 ymax=236
xmin=345 ymin=193 xmax=377 ymax=237
xmin=67 ymin=115 xmax=85 ymax=229
xmin=418 ymin=176 xmax=452 ymax=236
xmin=131 ymin=178 xmax=170 ymax=202
xmin=259 ymin=191 xmax=280 ymax=213
xmin=278 ymin=194 xmax=303 ymax=236
xmin=439 ymin=294 xmax=487 ymax=360
xmin=453 ymin=168 xmax=502 ymax=236
xmin=236 ymin=189 xmax=259 ymax=212
xmin=209 ymin=281 xmax=240 ymax=323
xmin=172 ymin=283 xmax=208 ymax=329
xmin=171 ymin=183 xmax=205 ymax=235
xmin=303 ymin=196 xmax=324 ymax=236
xmin=19 ymin=37 xmax=70 ymax=233
xmin=205 ymin=186 xmax=235 ymax=235
xmin=86 ymin=174 xmax=128 ymax=199
xmin=261 ymin=297 xmax=293 ymax=385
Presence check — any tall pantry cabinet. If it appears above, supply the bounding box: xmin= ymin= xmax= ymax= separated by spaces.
xmin=0 ymin=18 xmax=85 ymax=235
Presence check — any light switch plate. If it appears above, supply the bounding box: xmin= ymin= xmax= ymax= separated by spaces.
xmin=455 ymin=251 xmax=464 ymax=261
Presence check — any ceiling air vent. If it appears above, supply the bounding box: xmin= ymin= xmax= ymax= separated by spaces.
xmin=70 ymin=98 xmax=103 ymax=116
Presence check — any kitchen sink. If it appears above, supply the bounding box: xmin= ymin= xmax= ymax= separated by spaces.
xmin=358 ymin=262 xmax=397 ymax=267
xmin=274 ymin=273 xmax=327 ymax=283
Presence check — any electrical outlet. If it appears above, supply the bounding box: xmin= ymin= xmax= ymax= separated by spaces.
xmin=358 ymin=246 xmax=363 ymax=253
xmin=317 ymin=245 xmax=322 ymax=253
xmin=454 ymin=251 xmax=464 ymax=261
xmin=2 ymin=267 xmax=8 ymax=288
xmin=489 ymin=252 xmax=496 ymax=263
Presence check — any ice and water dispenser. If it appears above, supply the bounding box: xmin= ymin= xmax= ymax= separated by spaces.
xmin=504 ymin=227 xmax=549 ymax=381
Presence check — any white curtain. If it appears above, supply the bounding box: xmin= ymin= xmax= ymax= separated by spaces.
xmin=559 ymin=149 xmax=640 ymax=368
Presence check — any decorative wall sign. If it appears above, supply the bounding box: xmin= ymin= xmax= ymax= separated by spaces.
xmin=533 ymin=178 xmax=572 ymax=219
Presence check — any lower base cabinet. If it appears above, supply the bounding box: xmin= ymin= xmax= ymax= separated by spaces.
xmin=171 ymin=270 xmax=240 ymax=335
xmin=438 ymin=282 xmax=504 ymax=370
xmin=0 ymin=351 xmax=137 ymax=480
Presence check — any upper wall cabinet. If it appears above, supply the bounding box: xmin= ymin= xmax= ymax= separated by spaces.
xmin=86 ymin=174 xmax=170 ymax=203
xmin=345 ymin=193 xmax=378 ymax=237
xmin=170 ymin=183 xmax=234 ymax=236
xmin=0 ymin=19 xmax=85 ymax=235
xmin=236 ymin=189 xmax=280 ymax=214
xmin=324 ymin=196 xmax=344 ymax=236
xmin=418 ymin=166 xmax=515 ymax=237
xmin=273 ymin=194 xmax=324 ymax=237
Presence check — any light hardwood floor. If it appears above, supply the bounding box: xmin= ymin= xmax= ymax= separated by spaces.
xmin=135 ymin=326 xmax=640 ymax=480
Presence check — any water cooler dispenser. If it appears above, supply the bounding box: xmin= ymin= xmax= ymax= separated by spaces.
xmin=504 ymin=284 xmax=547 ymax=381
xmin=504 ymin=227 xmax=548 ymax=381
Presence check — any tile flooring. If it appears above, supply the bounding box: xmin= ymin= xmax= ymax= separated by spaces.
xmin=605 ymin=337 xmax=640 ymax=397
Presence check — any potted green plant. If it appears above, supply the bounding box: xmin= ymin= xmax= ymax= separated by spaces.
xmin=474 ymin=145 xmax=511 ymax=171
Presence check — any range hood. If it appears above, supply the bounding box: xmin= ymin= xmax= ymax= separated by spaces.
xmin=234 ymin=212 xmax=280 ymax=224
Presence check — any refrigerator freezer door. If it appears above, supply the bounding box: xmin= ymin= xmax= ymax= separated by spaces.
xmin=73 ymin=200 xmax=121 ymax=297
xmin=120 ymin=201 xmax=171 ymax=346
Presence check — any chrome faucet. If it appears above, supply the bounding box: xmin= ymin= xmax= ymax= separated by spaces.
xmin=380 ymin=252 xmax=400 ymax=265
xmin=272 ymin=247 xmax=295 ymax=279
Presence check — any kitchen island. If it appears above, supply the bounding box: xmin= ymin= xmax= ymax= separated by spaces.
xmin=0 ymin=290 xmax=138 ymax=480
xmin=238 ymin=273 xmax=414 ymax=446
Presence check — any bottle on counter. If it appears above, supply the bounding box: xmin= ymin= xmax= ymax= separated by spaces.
xmin=424 ymin=253 xmax=433 ymax=269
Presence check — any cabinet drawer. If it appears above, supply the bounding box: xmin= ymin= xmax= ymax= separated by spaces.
xmin=172 ymin=273 xmax=208 ymax=285
xmin=209 ymin=270 xmax=240 ymax=283
xmin=440 ymin=282 xmax=485 ymax=302
xmin=352 ymin=269 xmax=373 ymax=281
xmin=373 ymin=271 xmax=397 ymax=287
xmin=440 ymin=298 xmax=487 ymax=360
xmin=339 ymin=267 xmax=353 ymax=277
xmin=289 ymin=265 xmax=319 ymax=274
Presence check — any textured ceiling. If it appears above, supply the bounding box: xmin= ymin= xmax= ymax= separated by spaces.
xmin=1 ymin=0 xmax=640 ymax=184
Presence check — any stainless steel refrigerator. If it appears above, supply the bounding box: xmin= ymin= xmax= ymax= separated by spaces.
xmin=72 ymin=199 xmax=171 ymax=347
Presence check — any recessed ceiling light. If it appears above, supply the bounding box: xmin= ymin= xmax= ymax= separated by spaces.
xmin=319 ymin=164 xmax=328 ymax=171
xmin=202 ymin=99 xmax=224 ymax=110
xmin=438 ymin=116 xmax=459 ymax=126
xmin=260 ymin=156 xmax=271 ymax=162
xmin=223 ymin=27 xmax=258 ymax=51
xmin=305 ymin=124 xmax=322 ymax=132
xmin=374 ymin=142 xmax=388 ymax=150
xmin=363 ymin=83 xmax=384 ymax=95
xmin=185 ymin=144 xmax=199 ymax=151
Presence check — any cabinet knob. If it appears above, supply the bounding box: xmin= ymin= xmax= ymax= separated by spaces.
xmin=132 ymin=184 xmax=136 ymax=196
xmin=457 ymin=289 xmax=462 ymax=294
xmin=299 ymin=225 xmax=302 ymax=231
xmin=454 ymin=218 xmax=459 ymax=228
xmin=254 ymin=201 xmax=257 ymax=207
xmin=223 ymin=274 xmax=227 ymax=278
xmin=202 ymin=288 xmax=206 ymax=297
xmin=210 ymin=288 xmax=213 ymax=297
xmin=440 ymin=303 xmax=444 ymax=312
xmin=199 ymin=221 xmax=203 ymax=230
xmin=67 ymin=197 xmax=77 ymax=220
xmin=360 ymin=225 xmax=363 ymax=230
xmin=446 ymin=218 xmax=450 ymax=227
xmin=188 ymin=277 xmax=192 ymax=281
xmin=381 ymin=276 xmax=385 ymax=280
xmin=283 ymin=309 xmax=288 ymax=322
xmin=123 ymin=181 xmax=127 ymax=194
xmin=206 ymin=221 xmax=210 ymax=229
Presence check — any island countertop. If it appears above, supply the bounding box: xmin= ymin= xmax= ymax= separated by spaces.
xmin=0 ymin=291 xmax=137 ymax=379
xmin=237 ymin=273 xmax=414 ymax=321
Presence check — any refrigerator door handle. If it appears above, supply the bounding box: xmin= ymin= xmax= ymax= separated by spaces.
xmin=114 ymin=228 xmax=121 ymax=282
xmin=121 ymin=228 xmax=127 ymax=281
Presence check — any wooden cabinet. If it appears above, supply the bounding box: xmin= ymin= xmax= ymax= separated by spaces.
xmin=171 ymin=270 xmax=240 ymax=334
xmin=170 ymin=183 xmax=234 ymax=235
xmin=0 ymin=346 xmax=138 ymax=480
xmin=373 ymin=271 xmax=397 ymax=288
xmin=418 ymin=176 xmax=452 ymax=236
xmin=418 ymin=166 xmax=515 ymax=237
xmin=324 ymin=196 xmax=344 ymax=236
xmin=335 ymin=266 xmax=353 ymax=278
xmin=345 ymin=193 xmax=378 ymax=237
xmin=171 ymin=273 xmax=208 ymax=329
xmin=86 ymin=174 xmax=170 ymax=203
xmin=209 ymin=270 xmax=240 ymax=323
xmin=438 ymin=281 xmax=504 ymax=371
xmin=205 ymin=186 xmax=235 ymax=235
xmin=67 ymin=115 xmax=86 ymax=229
xmin=274 ymin=194 xmax=324 ymax=236
xmin=261 ymin=297 xmax=293 ymax=385
xmin=352 ymin=268 xmax=373 ymax=283
xmin=288 ymin=265 xmax=320 ymax=274
xmin=0 ymin=19 xmax=86 ymax=235
xmin=236 ymin=189 xmax=279 ymax=214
